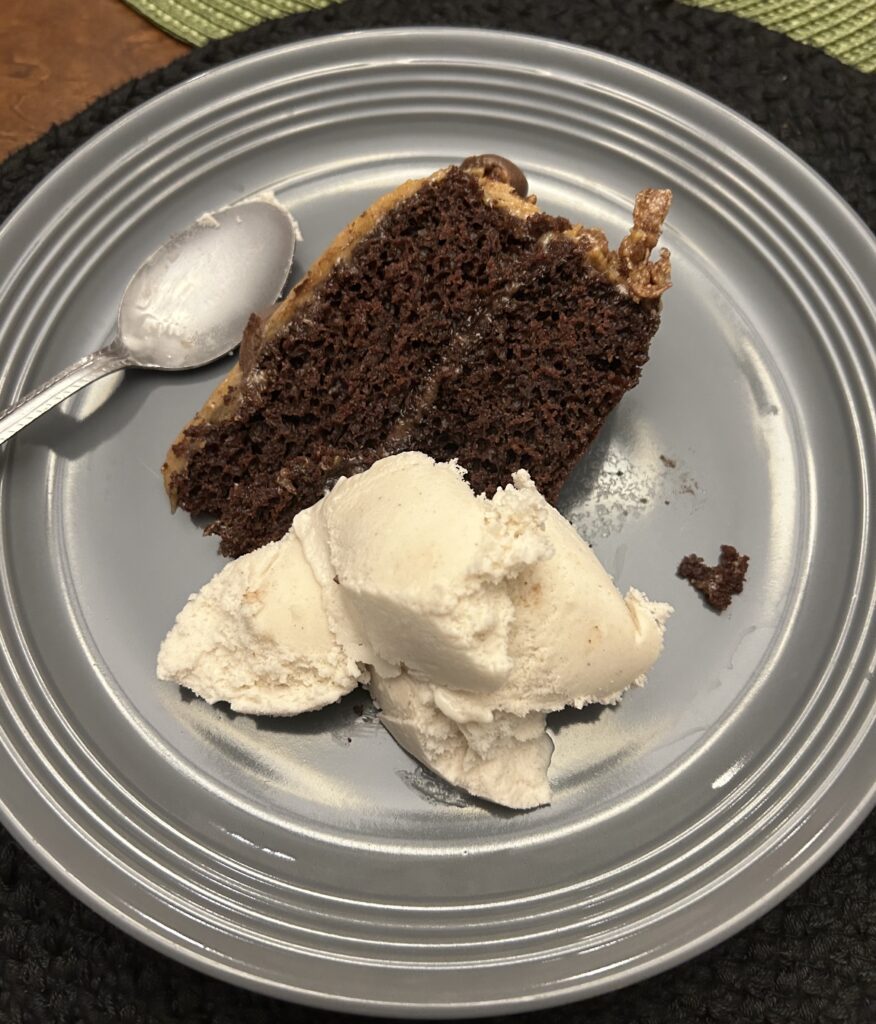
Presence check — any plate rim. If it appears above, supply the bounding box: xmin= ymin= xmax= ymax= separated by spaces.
xmin=1 ymin=26 xmax=875 ymax=1017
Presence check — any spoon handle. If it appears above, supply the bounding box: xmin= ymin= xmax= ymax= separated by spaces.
xmin=0 ymin=343 xmax=133 ymax=446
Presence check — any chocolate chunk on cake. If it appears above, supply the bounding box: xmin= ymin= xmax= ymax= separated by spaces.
xmin=163 ymin=156 xmax=671 ymax=558
xmin=677 ymin=545 xmax=749 ymax=612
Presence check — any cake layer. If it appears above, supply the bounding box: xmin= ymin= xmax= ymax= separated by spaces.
xmin=164 ymin=158 xmax=671 ymax=557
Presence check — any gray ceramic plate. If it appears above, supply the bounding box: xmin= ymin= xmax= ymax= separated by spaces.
xmin=0 ymin=28 xmax=875 ymax=1018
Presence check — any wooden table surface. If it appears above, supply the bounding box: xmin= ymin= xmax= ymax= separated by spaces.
xmin=1 ymin=0 xmax=189 ymax=162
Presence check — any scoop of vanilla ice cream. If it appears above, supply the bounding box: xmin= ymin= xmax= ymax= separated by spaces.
xmin=157 ymin=452 xmax=671 ymax=809
xmin=431 ymin=479 xmax=673 ymax=724
xmin=369 ymin=670 xmax=553 ymax=809
xmin=157 ymin=533 xmax=364 ymax=714
xmin=294 ymin=451 xmax=553 ymax=691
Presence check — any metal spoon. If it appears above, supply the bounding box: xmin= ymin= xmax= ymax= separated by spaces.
xmin=0 ymin=199 xmax=297 ymax=446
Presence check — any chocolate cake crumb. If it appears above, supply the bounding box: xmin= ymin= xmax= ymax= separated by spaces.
xmin=677 ymin=545 xmax=749 ymax=612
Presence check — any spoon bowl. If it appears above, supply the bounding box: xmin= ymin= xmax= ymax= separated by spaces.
xmin=119 ymin=200 xmax=298 ymax=370
xmin=0 ymin=197 xmax=297 ymax=445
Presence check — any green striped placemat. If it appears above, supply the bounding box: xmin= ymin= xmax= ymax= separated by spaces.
xmin=123 ymin=0 xmax=341 ymax=46
xmin=686 ymin=0 xmax=875 ymax=72
xmin=122 ymin=0 xmax=875 ymax=72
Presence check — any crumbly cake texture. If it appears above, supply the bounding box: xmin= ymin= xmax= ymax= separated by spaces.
xmin=163 ymin=156 xmax=671 ymax=558
xmin=677 ymin=545 xmax=750 ymax=612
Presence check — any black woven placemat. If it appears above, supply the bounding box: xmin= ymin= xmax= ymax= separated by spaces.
xmin=1 ymin=2 xmax=874 ymax=1022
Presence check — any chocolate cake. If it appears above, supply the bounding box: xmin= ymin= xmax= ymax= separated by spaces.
xmin=163 ymin=156 xmax=672 ymax=558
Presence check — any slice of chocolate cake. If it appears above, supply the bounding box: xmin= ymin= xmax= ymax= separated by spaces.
xmin=163 ymin=156 xmax=671 ymax=558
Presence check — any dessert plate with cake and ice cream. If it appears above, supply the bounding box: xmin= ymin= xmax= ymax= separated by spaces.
xmin=0 ymin=29 xmax=874 ymax=1016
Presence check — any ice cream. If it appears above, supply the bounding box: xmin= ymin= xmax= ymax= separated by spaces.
xmin=158 ymin=452 xmax=671 ymax=808
xmin=157 ymin=533 xmax=364 ymax=715
xmin=371 ymin=676 xmax=555 ymax=809
xmin=292 ymin=453 xmax=554 ymax=691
